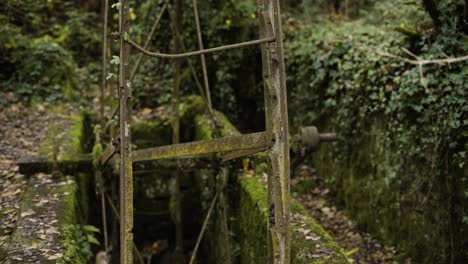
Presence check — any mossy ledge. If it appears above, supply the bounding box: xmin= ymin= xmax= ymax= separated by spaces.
xmin=237 ymin=175 xmax=349 ymax=264
xmin=5 ymin=107 xmax=92 ymax=263
xmin=4 ymin=174 xmax=87 ymax=264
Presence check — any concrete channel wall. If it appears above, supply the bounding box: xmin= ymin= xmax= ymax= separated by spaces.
xmin=132 ymin=96 xmax=349 ymax=263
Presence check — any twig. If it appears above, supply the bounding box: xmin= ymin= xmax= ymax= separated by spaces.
xmin=376 ymin=50 xmax=468 ymax=66
xmin=400 ymin=48 xmax=428 ymax=90
xmin=189 ymin=192 xmax=219 ymax=264
xmin=376 ymin=48 xmax=468 ymax=91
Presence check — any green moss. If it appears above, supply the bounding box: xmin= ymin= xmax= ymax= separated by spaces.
xmin=237 ymin=175 xmax=349 ymax=264
xmin=238 ymin=177 xmax=269 ymax=263
xmin=290 ymin=203 xmax=349 ymax=264
xmin=132 ymin=121 xmax=172 ymax=148
xmin=37 ymin=108 xmax=88 ymax=162
xmin=54 ymin=179 xmax=87 ymax=264
xmin=5 ymin=175 xmax=87 ymax=263
xmin=179 ymin=95 xmax=207 ymax=122
xmin=314 ymin=118 xmax=461 ymax=262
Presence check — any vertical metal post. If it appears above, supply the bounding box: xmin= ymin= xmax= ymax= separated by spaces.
xmin=257 ymin=0 xmax=290 ymax=263
xmin=119 ymin=0 xmax=134 ymax=263
xmin=170 ymin=0 xmax=184 ymax=262
xmin=101 ymin=0 xmax=109 ymax=127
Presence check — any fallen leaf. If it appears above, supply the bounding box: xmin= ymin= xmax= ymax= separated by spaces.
xmin=21 ymin=209 xmax=35 ymax=218
xmin=305 ymin=234 xmax=320 ymax=241
xmin=45 ymin=226 xmax=59 ymax=235
xmin=47 ymin=253 xmax=63 ymax=260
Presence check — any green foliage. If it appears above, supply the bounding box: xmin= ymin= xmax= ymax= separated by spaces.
xmin=110 ymin=55 xmax=120 ymax=65
xmin=285 ymin=1 xmax=467 ymax=262
xmin=129 ymin=0 xmax=263 ymax=126
xmin=8 ymin=37 xmax=79 ymax=103
xmin=0 ymin=0 xmax=100 ymax=105
xmin=92 ymin=142 xmax=103 ymax=168
xmin=64 ymin=224 xmax=101 ymax=261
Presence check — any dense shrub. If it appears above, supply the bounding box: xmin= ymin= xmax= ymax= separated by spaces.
xmin=0 ymin=0 xmax=100 ymax=104
xmin=8 ymin=37 xmax=80 ymax=103
xmin=285 ymin=1 xmax=467 ymax=262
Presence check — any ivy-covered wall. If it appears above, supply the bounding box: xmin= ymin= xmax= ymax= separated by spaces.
xmin=285 ymin=1 xmax=467 ymax=263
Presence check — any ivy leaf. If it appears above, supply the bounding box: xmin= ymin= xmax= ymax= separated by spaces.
xmin=106 ymin=72 xmax=116 ymax=80
xmin=123 ymin=32 xmax=129 ymax=41
xmin=463 ymin=216 xmax=468 ymax=225
xmin=106 ymin=117 xmax=118 ymax=127
xmin=111 ymin=3 xmax=121 ymax=10
xmin=87 ymin=234 xmax=101 ymax=245
xmin=83 ymin=225 xmax=100 ymax=233
xmin=110 ymin=55 xmax=120 ymax=65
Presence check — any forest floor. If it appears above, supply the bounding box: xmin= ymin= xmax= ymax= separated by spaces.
xmin=293 ymin=165 xmax=396 ymax=264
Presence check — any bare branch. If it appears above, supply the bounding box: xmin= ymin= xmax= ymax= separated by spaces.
xmin=375 ymin=48 xmax=467 ymax=91
xmin=376 ymin=50 xmax=468 ymax=66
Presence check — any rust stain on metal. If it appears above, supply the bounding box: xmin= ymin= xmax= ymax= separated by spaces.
xmin=257 ymin=0 xmax=291 ymax=263
xmin=132 ymin=132 xmax=269 ymax=162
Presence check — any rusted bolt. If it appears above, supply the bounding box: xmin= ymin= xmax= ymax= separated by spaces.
xmin=300 ymin=126 xmax=337 ymax=149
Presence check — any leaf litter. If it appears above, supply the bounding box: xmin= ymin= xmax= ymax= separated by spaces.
xmin=293 ymin=165 xmax=396 ymax=264
xmin=0 ymin=104 xmax=75 ymax=263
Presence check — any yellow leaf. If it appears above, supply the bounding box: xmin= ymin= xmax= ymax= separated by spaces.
xmin=130 ymin=8 xmax=137 ymax=21
xmin=345 ymin=248 xmax=359 ymax=256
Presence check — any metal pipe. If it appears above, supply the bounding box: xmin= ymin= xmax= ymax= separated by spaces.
xmin=189 ymin=193 xmax=218 ymax=264
xmin=319 ymin=133 xmax=337 ymax=142
xmin=191 ymin=0 xmax=212 ymax=112
xmin=126 ymin=36 xmax=276 ymax=59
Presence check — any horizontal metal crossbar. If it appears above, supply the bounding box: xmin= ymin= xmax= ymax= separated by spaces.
xmin=101 ymin=144 xmax=117 ymax=165
xmin=131 ymin=132 xmax=270 ymax=162
xmin=222 ymin=146 xmax=268 ymax=162
xmin=126 ymin=37 xmax=276 ymax=59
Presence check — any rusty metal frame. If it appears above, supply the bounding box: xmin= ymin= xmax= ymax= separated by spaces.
xmin=112 ymin=0 xmax=291 ymax=263
xmin=132 ymin=132 xmax=269 ymax=162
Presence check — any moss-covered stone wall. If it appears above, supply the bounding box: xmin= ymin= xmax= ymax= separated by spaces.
xmin=313 ymin=117 xmax=466 ymax=263
xmin=235 ymin=171 xmax=349 ymax=264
